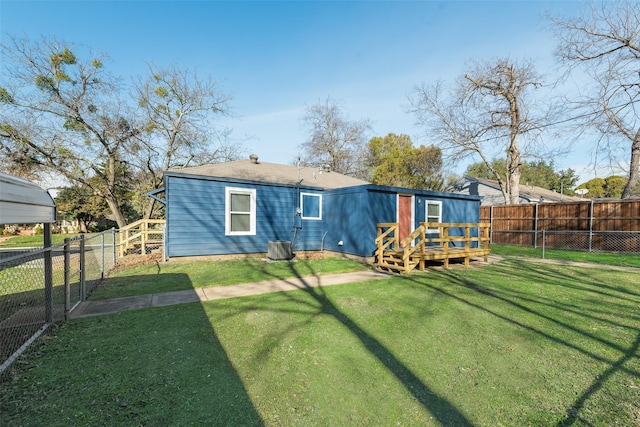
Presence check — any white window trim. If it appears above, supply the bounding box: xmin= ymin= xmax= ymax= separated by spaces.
xmin=225 ymin=187 xmax=256 ymax=236
xmin=425 ymin=200 xmax=442 ymax=233
xmin=300 ymin=192 xmax=322 ymax=220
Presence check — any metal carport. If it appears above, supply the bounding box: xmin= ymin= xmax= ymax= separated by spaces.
xmin=0 ymin=172 xmax=57 ymax=372
xmin=0 ymin=171 xmax=56 ymax=225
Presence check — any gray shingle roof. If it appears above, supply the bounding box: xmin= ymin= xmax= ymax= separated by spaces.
xmin=447 ymin=176 xmax=580 ymax=204
xmin=167 ymin=159 xmax=370 ymax=190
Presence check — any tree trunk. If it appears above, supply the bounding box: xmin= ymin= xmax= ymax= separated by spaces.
xmin=508 ymin=142 xmax=522 ymax=204
xmin=507 ymin=95 xmax=522 ymax=204
xmin=621 ymin=128 xmax=640 ymax=199
xmin=105 ymin=196 xmax=128 ymax=228
xmin=143 ymin=198 xmax=156 ymax=220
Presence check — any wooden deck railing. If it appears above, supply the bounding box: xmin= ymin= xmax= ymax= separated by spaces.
xmin=117 ymin=219 xmax=165 ymax=257
xmin=375 ymin=222 xmax=491 ymax=274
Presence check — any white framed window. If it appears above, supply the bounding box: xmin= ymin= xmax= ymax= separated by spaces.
xmin=425 ymin=200 xmax=442 ymax=232
xmin=300 ymin=192 xmax=322 ymax=220
xmin=225 ymin=187 xmax=256 ymax=236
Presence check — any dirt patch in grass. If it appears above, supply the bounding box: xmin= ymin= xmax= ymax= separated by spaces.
xmin=109 ymin=253 xmax=164 ymax=274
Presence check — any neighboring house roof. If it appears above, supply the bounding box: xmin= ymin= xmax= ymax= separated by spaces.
xmin=447 ymin=176 xmax=578 ymax=205
xmin=166 ymin=157 xmax=370 ymax=190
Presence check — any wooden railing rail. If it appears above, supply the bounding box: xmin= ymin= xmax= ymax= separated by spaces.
xmin=375 ymin=223 xmax=399 ymax=253
xmin=117 ymin=219 xmax=166 ymax=257
xmin=375 ymin=222 xmax=491 ymax=274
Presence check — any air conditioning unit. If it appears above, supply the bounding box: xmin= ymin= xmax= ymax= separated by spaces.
xmin=268 ymin=240 xmax=293 ymax=260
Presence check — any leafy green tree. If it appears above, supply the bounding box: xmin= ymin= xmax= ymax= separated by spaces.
xmin=465 ymin=159 xmax=507 ymax=181
xmin=576 ymin=178 xmax=606 ymax=198
xmin=0 ymin=37 xmax=144 ymax=227
xmin=367 ymin=133 xmax=443 ymax=190
xmin=0 ymin=37 xmax=237 ymax=226
xmin=603 ymin=176 xmax=628 ymax=198
xmin=520 ymin=161 xmax=557 ymax=188
xmin=555 ymin=168 xmax=580 ymax=196
xmin=55 ymin=185 xmax=111 ymax=232
xmin=577 ymin=175 xmax=629 ymax=198
xmin=55 ymin=171 xmax=138 ymax=231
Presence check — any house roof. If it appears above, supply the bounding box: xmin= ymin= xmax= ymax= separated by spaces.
xmin=449 ymin=176 xmax=578 ymax=204
xmin=166 ymin=158 xmax=370 ymax=190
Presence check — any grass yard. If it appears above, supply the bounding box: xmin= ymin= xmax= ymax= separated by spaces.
xmin=491 ymin=244 xmax=640 ymax=268
xmin=1 ymin=258 xmax=640 ymax=426
xmin=0 ymin=234 xmax=79 ymax=248
xmin=90 ymin=256 xmax=368 ymax=300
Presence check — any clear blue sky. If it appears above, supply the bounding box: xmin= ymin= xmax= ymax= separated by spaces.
xmin=1 ymin=0 xmax=600 ymax=181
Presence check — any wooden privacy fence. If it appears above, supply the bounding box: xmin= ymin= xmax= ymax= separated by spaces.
xmin=481 ymin=200 xmax=640 ymax=252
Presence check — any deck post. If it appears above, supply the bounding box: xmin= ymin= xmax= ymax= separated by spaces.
xmin=483 ymin=224 xmax=490 ymax=262
xmin=419 ymin=226 xmax=426 ymax=270
xmin=376 ymin=222 xmax=491 ymax=273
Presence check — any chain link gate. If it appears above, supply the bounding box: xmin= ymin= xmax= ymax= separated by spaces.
xmin=0 ymin=230 xmax=118 ymax=374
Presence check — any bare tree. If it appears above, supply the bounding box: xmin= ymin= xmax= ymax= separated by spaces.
xmin=134 ymin=64 xmax=239 ymax=218
xmin=0 ymin=36 xmax=144 ymax=227
xmin=299 ymin=97 xmax=371 ymax=179
xmin=550 ymin=1 xmax=640 ymax=198
xmin=410 ymin=58 xmax=551 ymax=204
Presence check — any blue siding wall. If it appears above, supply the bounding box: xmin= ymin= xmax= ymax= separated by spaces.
xmin=415 ymin=193 xmax=481 ymax=244
xmin=166 ymin=175 xmax=325 ymax=257
xmin=323 ymin=186 xmax=481 ymax=257
xmin=165 ymin=176 xmax=482 ymax=258
xmin=322 ymin=186 xmax=371 ymax=256
xmin=415 ymin=194 xmax=480 ymax=224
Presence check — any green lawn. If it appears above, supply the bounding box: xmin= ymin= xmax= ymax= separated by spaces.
xmin=0 ymin=233 xmax=80 ymax=248
xmin=91 ymin=256 xmax=368 ymax=300
xmin=2 ymin=258 xmax=639 ymax=426
xmin=491 ymin=243 xmax=640 ymax=268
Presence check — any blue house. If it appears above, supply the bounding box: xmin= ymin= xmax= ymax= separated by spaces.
xmin=159 ymin=155 xmax=482 ymax=259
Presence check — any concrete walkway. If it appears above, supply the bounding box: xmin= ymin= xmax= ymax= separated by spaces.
xmin=68 ymin=254 xmax=634 ymax=320
xmin=68 ymin=270 xmax=389 ymax=319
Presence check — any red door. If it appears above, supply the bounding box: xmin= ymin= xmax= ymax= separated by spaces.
xmin=398 ymin=195 xmax=413 ymax=247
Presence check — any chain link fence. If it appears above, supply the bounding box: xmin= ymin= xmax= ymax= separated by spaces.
xmin=0 ymin=246 xmax=62 ymax=374
xmin=117 ymin=219 xmax=165 ymax=257
xmin=0 ymin=230 xmax=117 ymax=374
xmin=491 ymin=229 xmax=640 ymax=257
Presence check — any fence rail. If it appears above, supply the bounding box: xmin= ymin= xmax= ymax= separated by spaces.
xmin=482 ymin=200 xmax=640 ymax=253
xmin=0 ymin=225 xmax=165 ymax=375
xmin=491 ymin=229 xmax=640 ymax=256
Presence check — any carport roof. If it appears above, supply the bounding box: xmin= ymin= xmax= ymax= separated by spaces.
xmin=0 ymin=172 xmax=56 ymax=224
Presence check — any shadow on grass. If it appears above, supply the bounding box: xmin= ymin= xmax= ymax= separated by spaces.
xmin=404 ymin=260 xmax=640 ymax=426
xmin=231 ymin=256 xmax=474 ymax=426
xmin=1 ymin=273 xmax=265 ymax=426
xmin=88 ymin=272 xmax=194 ymax=301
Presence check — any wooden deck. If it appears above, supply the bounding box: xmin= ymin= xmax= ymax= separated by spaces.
xmin=375 ymin=222 xmax=491 ymax=274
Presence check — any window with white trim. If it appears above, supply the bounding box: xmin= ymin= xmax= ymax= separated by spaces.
xmin=225 ymin=187 xmax=256 ymax=235
xmin=425 ymin=200 xmax=442 ymax=232
xmin=300 ymin=193 xmax=322 ymax=220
